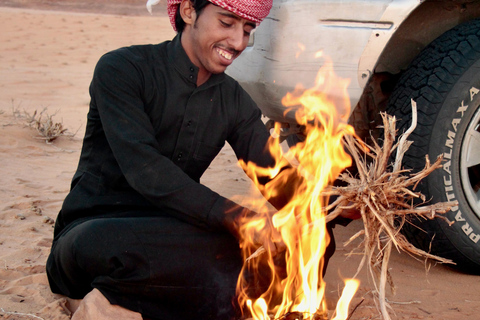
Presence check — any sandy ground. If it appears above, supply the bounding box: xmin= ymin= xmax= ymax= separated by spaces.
xmin=0 ymin=2 xmax=479 ymax=320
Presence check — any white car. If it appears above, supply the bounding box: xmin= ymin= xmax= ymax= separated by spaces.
xmin=227 ymin=0 xmax=480 ymax=273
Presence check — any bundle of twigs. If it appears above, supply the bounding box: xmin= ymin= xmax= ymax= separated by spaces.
xmin=246 ymin=100 xmax=457 ymax=320
xmin=323 ymin=99 xmax=457 ymax=319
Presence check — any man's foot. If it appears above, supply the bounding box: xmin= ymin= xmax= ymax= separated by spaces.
xmin=71 ymin=288 xmax=143 ymax=320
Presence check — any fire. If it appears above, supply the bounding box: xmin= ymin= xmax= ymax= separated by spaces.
xmin=235 ymin=53 xmax=360 ymax=319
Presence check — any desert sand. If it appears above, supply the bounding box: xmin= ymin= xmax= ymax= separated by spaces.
xmin=0 ymin=1 xmax=479 ymax=319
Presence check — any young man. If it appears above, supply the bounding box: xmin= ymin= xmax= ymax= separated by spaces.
xmin=47 ymin=0 xmax=356 ymax=319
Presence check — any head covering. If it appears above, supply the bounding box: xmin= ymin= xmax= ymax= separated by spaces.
xmin=147 ymin=0 xmax=272 ymax=31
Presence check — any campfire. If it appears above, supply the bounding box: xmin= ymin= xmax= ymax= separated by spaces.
xmin=233 ymin=54 xmax=456 ymax=320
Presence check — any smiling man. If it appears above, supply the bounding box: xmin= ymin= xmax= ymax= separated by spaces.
xmin=46 ymin=0 xmax=281 ymax=319
xmin=45 ymin=0 xmax=361 ymax=319
xmin=47 ymin=0 xmax=362 ymax=320
xmin=178 ymin=0 xmax=258 ymax=84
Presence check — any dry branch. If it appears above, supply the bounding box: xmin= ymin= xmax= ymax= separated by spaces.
xmin=245 ymin=100 xmax=456 ymax=320
xmin=0 ymin=308 xmax=45 ymax=320
xmin=323 ymin=100 xmax=456 ymax=319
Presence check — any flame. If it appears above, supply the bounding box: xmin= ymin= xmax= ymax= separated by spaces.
xmin=332 ymin=279 xmax=360 ymax=320
xmin=235 ymin=55 xmax=360 ymax=319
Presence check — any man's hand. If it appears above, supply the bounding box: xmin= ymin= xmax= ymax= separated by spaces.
xmin=339 ymin=205 xmax=361 ymax=220
xmin=255 ymin=225 xmax=286 ymax=257
xmin=221 ymin=206 xmax=286 ymax=257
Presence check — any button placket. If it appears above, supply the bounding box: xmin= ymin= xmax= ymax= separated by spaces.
xmin=189 ymin=66 xmax=195 ymax=81
xmin=172 ymin=89 xmax=200 ymax=168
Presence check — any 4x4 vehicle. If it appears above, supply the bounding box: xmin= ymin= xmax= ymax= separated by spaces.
xmin=227 ymin=0 xmax=480 ymax=273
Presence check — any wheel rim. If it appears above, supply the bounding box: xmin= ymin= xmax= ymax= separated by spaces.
xmin=460 ymin=104 xmax=480 ymax=218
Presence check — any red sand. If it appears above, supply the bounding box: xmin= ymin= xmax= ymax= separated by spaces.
xmin=0 ymin=2 xmax=479 ymax=319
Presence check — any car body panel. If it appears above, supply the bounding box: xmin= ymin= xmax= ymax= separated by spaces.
xmin=226 ymin=0 xmax=420 ymax=122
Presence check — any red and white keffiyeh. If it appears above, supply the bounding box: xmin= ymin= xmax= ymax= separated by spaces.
xmin=146 ymin=0 xmax=272 ymax=31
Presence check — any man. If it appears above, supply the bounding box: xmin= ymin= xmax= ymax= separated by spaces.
xmin=47 ymin=1 xmax=356 ymax=319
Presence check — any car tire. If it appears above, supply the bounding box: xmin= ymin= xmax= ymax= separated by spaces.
xmin=386 ymin=18 xmax=480 ymax=273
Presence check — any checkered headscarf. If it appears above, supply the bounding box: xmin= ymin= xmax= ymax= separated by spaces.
xmin=147 ymin=0 xmax=272 ymax=31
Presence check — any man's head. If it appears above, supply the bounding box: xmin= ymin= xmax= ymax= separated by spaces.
xmin=163 ymin=0 xmax=273 ymax=32
xmin=169 ymin=0 xmax=272 ymax=83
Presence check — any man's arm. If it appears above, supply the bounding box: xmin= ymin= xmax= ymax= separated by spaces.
xmin=90 ymin=50 xmax=254 ymax=234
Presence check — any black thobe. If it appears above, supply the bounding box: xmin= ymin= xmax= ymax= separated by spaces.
xmin=46 ymin=34 xmax=337 ymax=320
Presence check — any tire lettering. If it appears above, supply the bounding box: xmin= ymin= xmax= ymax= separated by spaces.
xmin=443 ymin=148 xmax=452 ymax=159
xmin=470 ymin=86 xmax=479 ymax=101
xmin=462 ymin=222 xmax=472 ymax=235
xmin=471 ymin=233 xmax=480 ymax=243
xmin=461 ymin=222 xmax=480 ymax=243
xmin=451 ymin=118 xmax=461 ymax=132
xmin=446 ymin=190 xmax=456 ymax=202
xmin=445 ymin=130 xmax=455 ymax=148
xmin=442 ymin=94 xmax=479 ymax=244
xmin=443 ymin=160 xmax=451 ymax=175
xmin=457 ymin=100 xmax=468 ymax=118
xmin=443 ymin=175 xmax=452 ymax=185
xmin=455 ymin=209 xmax=466 ymax=222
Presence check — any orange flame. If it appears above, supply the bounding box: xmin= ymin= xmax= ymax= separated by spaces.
xmin=236 ymin=54 xmax=359 ymax=319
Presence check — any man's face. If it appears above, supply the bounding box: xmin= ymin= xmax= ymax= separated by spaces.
xmin=182 ymin=3 xmax=256 ymax=76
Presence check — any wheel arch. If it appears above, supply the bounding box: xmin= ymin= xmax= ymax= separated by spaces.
xmin=350 ymin=0 xmax=480 ymax=142
xmin=373 ymin=0 xmax=480 ymax=77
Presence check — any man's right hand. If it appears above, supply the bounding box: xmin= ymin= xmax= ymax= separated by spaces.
xmin=252 ymin=221 xmax=286 ymax=257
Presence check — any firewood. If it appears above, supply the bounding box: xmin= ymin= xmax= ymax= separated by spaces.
xmin=322 ymin=99 xmax=456 ymax=319
xmin=246 ymin=100 xmax=457 ymax=320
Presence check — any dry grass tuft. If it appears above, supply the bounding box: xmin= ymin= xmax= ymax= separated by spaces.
xmin=24 ymin=108 xmax=69 ymax=143
xmin=10 ymin=102 xmax=77 ymax=143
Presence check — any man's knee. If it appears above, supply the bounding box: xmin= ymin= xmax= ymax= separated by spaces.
xmin=48 ymin=218 xmax=147 ymax=297
xmin=47 ymin=223 xmax=96 ymax=298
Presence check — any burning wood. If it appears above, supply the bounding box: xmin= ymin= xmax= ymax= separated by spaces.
xmin=244 ymin=100 xmax=457 ymax=320
xmin=237 ymin=56 xmax=360 ymax=320
xmin=237 ymin=51 xmax=456 ymax=320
